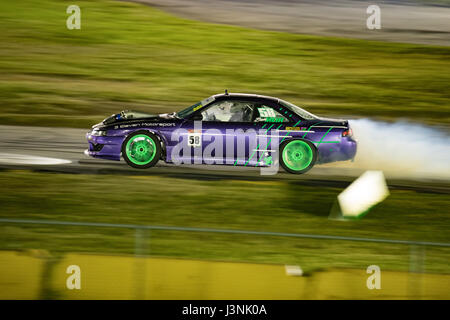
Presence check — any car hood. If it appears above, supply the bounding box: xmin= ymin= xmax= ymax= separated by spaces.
xmin=93 ymin=110 xmax=178 ymax=128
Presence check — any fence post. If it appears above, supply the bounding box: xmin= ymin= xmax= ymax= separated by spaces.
xmin=408 ymin=244 xmax=425 ymax=299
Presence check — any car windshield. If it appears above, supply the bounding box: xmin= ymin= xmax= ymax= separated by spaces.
xmin=176 ymin=102 xmax=201 ymax=119
xmin=176 ymin=96 xmax=216 ymax=119
xmin=279 ymin=99 xmax=318 ymax=120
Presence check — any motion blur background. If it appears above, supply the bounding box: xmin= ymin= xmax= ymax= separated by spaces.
xmin=0 ymin=0 xmax=449 ymax=299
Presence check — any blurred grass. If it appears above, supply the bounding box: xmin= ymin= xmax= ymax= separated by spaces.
xmin=0 ymin=0 xmax=449 ymax=127
xmin=0 ymin=170 xmax=448 ymax=272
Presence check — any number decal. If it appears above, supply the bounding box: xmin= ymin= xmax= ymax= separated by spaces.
xmin=258 ymin=107 xmax=276 ymax=118
xmin=188 ymin=132 xmax=202 ymax=147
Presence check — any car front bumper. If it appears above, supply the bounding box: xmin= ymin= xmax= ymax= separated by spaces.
xmin=85 ymin=132 xmax=124 ymax=161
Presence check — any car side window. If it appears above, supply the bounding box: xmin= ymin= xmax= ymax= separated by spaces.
xmin=254 ymin=105 xmax=289 ymax=123
xmin=201 ymin=100 xmax=255 ymax=122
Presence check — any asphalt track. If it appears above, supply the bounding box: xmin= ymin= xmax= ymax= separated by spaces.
xmin=0 ymin=125 xmax=448 ymax=194
xmin=128 ymin=0 xmax=450 ymax=46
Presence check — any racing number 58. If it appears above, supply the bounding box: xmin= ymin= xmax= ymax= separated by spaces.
xmin=188 ymin=133 xmax=201 ymax=147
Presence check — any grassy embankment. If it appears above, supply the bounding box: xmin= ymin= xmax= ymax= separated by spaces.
xmin=0 ymin=0 xmax=449 ymax=128
xmin=0 ymin=171 xmax=448 ymax=273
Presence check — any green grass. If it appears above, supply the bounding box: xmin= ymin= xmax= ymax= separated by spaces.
xmin=0 ymin=170 xmax=448 ymax=273
xmin=0 ymin=0 xmax=449 ymax=127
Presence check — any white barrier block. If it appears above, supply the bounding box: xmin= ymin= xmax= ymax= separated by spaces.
xmin=337 ymin=170 xmax=389 ymax=218
xmin=285 ymin=265 xmax=303 ymax=276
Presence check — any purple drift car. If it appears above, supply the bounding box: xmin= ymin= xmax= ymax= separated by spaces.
xmin=85 ymin=92 xmax=357 ymax=174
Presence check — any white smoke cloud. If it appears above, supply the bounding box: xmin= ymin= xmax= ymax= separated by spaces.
xmin=349 ymin=119 xmax=450 ymax=180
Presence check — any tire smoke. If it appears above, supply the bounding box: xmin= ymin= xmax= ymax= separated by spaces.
xmin=349 ymin=119 xmax=450 ymax=180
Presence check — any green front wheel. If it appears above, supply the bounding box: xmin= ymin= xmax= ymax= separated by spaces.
xmin=122 ymin=131 xmax=161 ymax=169
xmin=280 ymin=139 xmax=317 ymax=174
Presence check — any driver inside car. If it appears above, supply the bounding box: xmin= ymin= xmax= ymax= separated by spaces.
xmin=202 ymin=101 xmax=233 ymax=121
xmin=229 ymin=103 xmax=253 ymax=122
xmin=202 ymin=101 xmax=254 ymax=122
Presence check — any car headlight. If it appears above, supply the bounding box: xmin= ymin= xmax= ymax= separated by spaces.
xmin=91 ymin=129 xmax=107 ymax=136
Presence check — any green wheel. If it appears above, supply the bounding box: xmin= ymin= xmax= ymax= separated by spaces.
xmin=122 ymin=131 xmax=161 ymax=169
xmin=280 ymin=139 xmax=317 ymax=174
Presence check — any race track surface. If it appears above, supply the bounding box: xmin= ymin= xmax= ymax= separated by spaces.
xmin=0 ymin=125 xmax=448 ymax=194
xmin=127 ymin=0 xmax=450 ymax=46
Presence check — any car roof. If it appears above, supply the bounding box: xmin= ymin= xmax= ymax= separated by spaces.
xmin=211 ymin=93 xmax=280 ymax=102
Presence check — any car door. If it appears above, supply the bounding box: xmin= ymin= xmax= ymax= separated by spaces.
xmin=178 ymin=98 xmax=299 ymax=166
xmin=197 ymin=98 xmax=258 ymax=165
xmin=249 ymin=100 xmax=294 ymax=166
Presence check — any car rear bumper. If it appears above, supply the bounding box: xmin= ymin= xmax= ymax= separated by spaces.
xmin=343 ymin=137 xmax=357 ymax=160
xmin=317 ymin=137 xmax=357 ymax=164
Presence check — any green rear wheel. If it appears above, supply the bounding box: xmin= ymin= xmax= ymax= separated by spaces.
xmin=122 ymin=131 xmax=161 ymax=169
xmin=280 ymin=139 xmax=317 ymax=174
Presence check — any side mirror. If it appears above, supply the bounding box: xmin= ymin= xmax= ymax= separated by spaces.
xmin=191 ymin=114 xmax=203 ymax=121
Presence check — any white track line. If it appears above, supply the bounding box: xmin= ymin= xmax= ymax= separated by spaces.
xmin=0 ymin=153 xmax=72 ymax=165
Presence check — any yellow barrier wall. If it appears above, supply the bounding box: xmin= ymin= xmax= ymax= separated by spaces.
xmin=1 ymin=250 xmax=448 ymax=299
xmin=0 ymin=250 xmax=45 ymax=299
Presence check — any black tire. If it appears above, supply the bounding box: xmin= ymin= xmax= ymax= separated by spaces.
xmin=122 ymin=131 xmax=162 ymax=169
xmin=279 ymin=139 xmax=317 ymax=174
